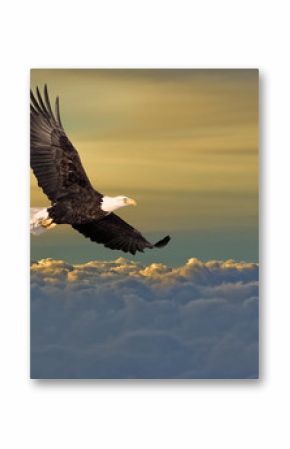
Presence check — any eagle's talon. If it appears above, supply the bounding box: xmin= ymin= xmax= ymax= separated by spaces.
xmin=41 ymin=218 xmax=54 ymax=228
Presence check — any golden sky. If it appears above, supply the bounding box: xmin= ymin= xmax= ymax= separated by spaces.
xmin=31 ymin=69 xmax=258 ymax=238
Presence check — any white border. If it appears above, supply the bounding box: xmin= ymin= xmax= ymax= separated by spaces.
xmin=1 ymin=1 xmax=289 ymax=448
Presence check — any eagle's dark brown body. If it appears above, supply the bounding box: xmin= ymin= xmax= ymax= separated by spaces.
xmin=30 ymin=86 xmax=170 ymax=254
xmin=48 ymin=191 xmax=107 ymax=225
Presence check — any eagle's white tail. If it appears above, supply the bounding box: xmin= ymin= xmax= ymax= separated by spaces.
xmin=30 ymin=208 xmax=56 ymax=235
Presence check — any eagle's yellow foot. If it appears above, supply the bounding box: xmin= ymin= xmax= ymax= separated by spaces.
xmin=41 ymin=218 xmax=54 ymax=228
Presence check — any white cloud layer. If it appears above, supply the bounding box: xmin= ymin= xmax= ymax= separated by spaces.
xmin=31 ymin=257 xmax=259 ymax=379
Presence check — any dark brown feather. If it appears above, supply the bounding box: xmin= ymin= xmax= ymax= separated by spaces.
xmin=30 ymin=86 xmax=99 ymax=208
xmin=72 ymin=213 xmax=170 ymax=255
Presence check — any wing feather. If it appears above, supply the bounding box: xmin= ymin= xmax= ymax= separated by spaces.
xmin=72 ymin=213 xmax=170 ymax=255
xmin=55 ymin=96 xmax=63 ymax=129
xmin=43 ymin=84 xmax=55 ymax=120
xmin=36 ymin=86 xmax=49 ymax=117
xmin=30 ymin=85 xmax=97 ymax=203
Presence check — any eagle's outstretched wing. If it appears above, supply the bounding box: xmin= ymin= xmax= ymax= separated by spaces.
xmin=72 ymin=213 xmax=170 ymax=255
xmin=30 ymin=85 xmax=98 ymax=203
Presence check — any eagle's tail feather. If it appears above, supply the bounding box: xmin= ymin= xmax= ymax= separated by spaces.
xmin=30 ymin=208 xmax=56 ymax=235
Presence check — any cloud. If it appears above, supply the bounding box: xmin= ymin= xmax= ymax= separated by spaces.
xmin=31 ymin=257 xmax=259 ymax=379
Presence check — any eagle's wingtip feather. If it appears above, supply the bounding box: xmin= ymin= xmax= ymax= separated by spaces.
xmin=153 ymin=235 xmax=171 ymax=248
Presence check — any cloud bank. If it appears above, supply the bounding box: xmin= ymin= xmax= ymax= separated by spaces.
xmin=31 ymin=257 xmax=259 ymax=379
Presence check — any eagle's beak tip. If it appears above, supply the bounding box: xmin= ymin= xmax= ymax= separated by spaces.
xmin=128 ymin=198 xmax=137 ymax=206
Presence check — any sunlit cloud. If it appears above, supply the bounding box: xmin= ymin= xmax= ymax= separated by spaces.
xmin=31 ymin=257 xmax=258 ymax=379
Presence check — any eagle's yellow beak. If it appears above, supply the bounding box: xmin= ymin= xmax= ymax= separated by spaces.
xmin=126 ymin=198 xmax=137 ymax=206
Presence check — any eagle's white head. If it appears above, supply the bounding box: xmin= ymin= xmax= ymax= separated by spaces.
xmin=101 ymin=195 xmax=137 ymax=213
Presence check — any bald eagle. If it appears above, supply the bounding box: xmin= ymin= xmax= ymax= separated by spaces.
xmin=30 ymin=85 xmax=170 ymax=255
